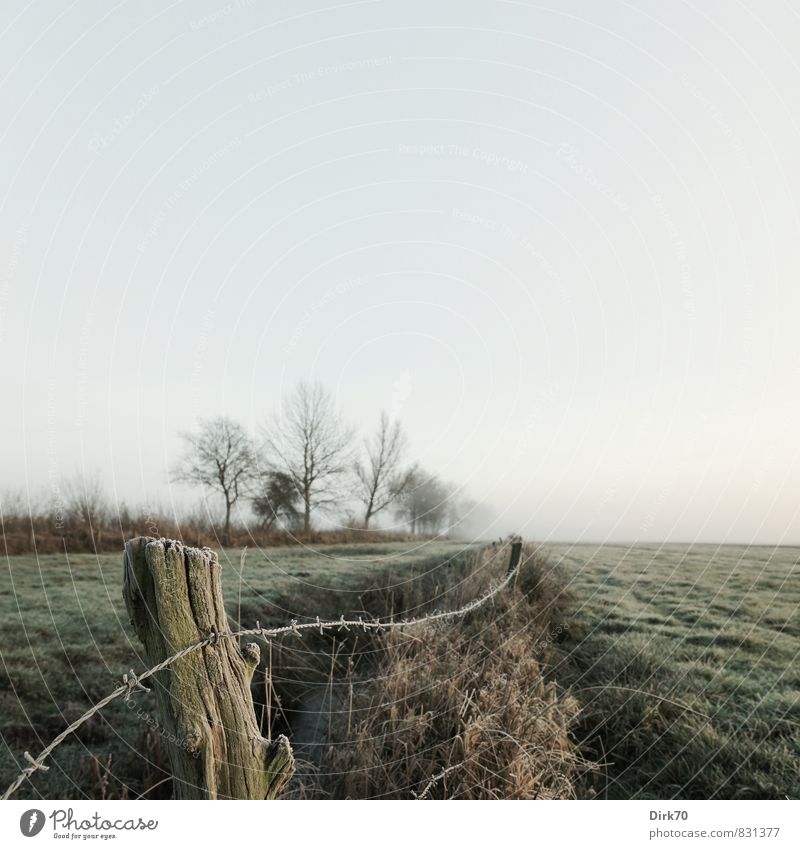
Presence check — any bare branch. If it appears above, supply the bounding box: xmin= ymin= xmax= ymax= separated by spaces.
xmin=261 ymin=381 xmax=354 ymax=532
xmin=354 ymin=412 xmax=415 ymax=528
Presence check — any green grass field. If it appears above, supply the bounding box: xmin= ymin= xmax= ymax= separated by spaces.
xmin=0 ymin=540 xmax=471 ymax=799
xmin=548 ymin=543 xmax=800 ymax=799
xmin=1 ymin=541 xmax=798 ymax=799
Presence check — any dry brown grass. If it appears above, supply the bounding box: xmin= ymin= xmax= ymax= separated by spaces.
xmin=310 ymin=544 xmax=595 ymax=799
xmin=0 ymin=500 xmax=421 ymax=556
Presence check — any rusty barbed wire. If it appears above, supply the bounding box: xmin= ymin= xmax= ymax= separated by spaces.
xmin=2 ymin=542 xmax=522 ymax=800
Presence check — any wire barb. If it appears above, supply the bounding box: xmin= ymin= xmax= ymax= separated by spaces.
xmin=122 ymin=670 xmax=150 ymax=697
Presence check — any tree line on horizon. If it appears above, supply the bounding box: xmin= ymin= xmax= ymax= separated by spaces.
xmin=172 ymin=380 xmax=482 ymax=545
xmin=0 ymin=381 xmax=488 ymax=554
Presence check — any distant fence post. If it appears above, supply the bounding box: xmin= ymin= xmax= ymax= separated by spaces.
xmin=507 ymin=536 xmax=523 ymax=576
xmin=122 ymin=537 xmax=294 ymax=799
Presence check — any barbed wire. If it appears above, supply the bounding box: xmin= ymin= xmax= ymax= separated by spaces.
xmin=2 ymin=542 xmax=521 ymax=800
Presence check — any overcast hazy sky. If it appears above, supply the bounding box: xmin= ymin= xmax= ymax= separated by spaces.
xmin=1 ymin=0 xmax=799 ymax=543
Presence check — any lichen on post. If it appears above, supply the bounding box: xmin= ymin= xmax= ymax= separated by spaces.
xmin=122 ymin=537 xmax=294 ymax=799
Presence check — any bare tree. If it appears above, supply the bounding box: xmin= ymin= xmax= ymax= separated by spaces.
xmin=63 ymin=473 xmax=109 ymax=528
xmin=172 ymin=417 xmax=256 ymax=546
xmin=445 ymin=496 xmax=495 ymax=539
xmin=60 ymin=473 xmax=110 ymax=548
xmin=263 ymin=381 xmax=354 ymax=533
xmin=395 ymin=469 xmax=450 ymax=535
xmin=355 ymin=412 xmax=415 ymax=528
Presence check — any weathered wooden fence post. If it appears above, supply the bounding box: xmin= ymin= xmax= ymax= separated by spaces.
xmin=122 ymin=537 xmax=294 ymax=799
xmin=507 ymin=536 xmax=523 ymax=576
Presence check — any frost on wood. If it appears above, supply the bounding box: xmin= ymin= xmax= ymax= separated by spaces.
xmin=122 ymin=537 xmax=294 ymax=799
